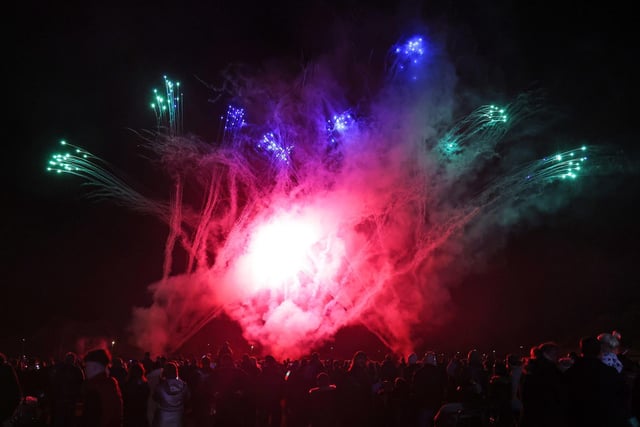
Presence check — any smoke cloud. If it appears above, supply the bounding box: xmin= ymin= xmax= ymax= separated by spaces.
xmin=98 ymin=20 xmax=620 ymax=359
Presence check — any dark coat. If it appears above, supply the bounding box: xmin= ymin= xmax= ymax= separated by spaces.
xmin=0 ymin=362 xmax=22 ymax=422
xmin=80 ymin=373 xmax=123 ymax=427
xmin=564 ymin=356 xmax=631 ymax=427
xmin=122 ymin=378 xmax=150 ymax=427
xmin=412 ymin=363 xmax=447 ymax=411
xmin=519 ymin=357 xmax=567 ymax=427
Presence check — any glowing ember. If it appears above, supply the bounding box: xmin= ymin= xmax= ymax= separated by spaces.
xmin=236 ymin=209 xmax=330 ymax=293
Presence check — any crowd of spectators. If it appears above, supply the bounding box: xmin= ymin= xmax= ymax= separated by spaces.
xmin=1 ymin=331 xmax=638 ymax=427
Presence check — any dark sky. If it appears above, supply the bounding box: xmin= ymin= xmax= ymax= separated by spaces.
xmin=4 ymin=0 xmax=639 ymax=359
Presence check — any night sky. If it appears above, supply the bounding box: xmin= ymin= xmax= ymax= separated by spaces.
xmin=4 ymin=0 xmax=639 ymax=360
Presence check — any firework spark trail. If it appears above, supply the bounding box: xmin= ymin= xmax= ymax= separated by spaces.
xmin=48 ymin=32 xmax=624 ymax=358
xmin=151 ymin=76 xmax=183 ymax=136
xmin=434 ymin=94 xmax=541 ymax=180
xmin=47 ymin=140 xmax=168 ymax=216
xmin=163 ymin=177 xmax=183 ymax=279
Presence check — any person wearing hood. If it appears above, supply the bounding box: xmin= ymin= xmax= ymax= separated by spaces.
xmin=152 ymin=362 xmax=190 ymax=427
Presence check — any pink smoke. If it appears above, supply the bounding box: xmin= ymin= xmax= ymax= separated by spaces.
xmin=126 ymin=28 xmax=540 ymax=359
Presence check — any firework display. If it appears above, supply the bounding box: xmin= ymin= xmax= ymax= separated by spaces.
xmin=47 ymin=34 xmax=622 ymax=358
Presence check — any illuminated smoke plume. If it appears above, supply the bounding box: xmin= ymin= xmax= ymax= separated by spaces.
xmin=48 ymin=32 xmax=623 ymax=359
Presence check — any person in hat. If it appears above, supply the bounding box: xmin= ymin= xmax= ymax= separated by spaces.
xmin=80 ymin=348 xmax=123 ymax=427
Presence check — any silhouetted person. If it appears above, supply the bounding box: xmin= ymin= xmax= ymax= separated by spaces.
xmin=191 ymin=355 xmax=215 ymax=427
xmin=632 ymin=372 xmax=640 ymax=421
xmin=413 ymin=352 xmax=446 ymax=427
xmin=217 ymin=342 xmax=234 ymax=365
xmin=340 ymin=351 xmax=374 ymax=427
xmin=402 ymin=352 xmax=420 ymax=383
xmin=564 ymin=336 xmax=635 ymax=427
xmin=109 ymin=358 xmax=128 ymax=390
xmin=208 ymin=353 xmax=250 ymax=427
xmin=488 ymin=361 xmax=515 ymax=427
xmin=308 ymin=372 xmax=338 ymax=427
xmin=434 ymin=359 xmax=486 ymax=427
xmin=506 ymin=353 xmax=523 ymax=421
xmin=256 ymin=355 xmax=284 ymax=427
xmin=80 ymin=348 xmax=123 ymax=427
xmin=612 ymin=330 xmax=639 ymax=414
xmin=0 ymin=352 xmax=22 ymax=426
xmin=141 ymin=353 xmax=154 ymax=376
xmin=146 ymin=356 xmax=166 ymax=426
xmin=50 ymin=351 xmax=84 ymax=427
xmin=466 ymin=349 xmax=489 ymax=399
xmin=379 ymin=353 xmax=399 ymax=382
xmin=613 ymin=330 xmax=639 ymax=376
xmin=390 ymin=376 xmax=417 ymax=427
xmin=122 ymin=361 xmax=150 ymax=427
xmin=519 ymin=342 xmax=567 ymax=427
xmin=240 ymin=354 xmax=261 ymax=379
